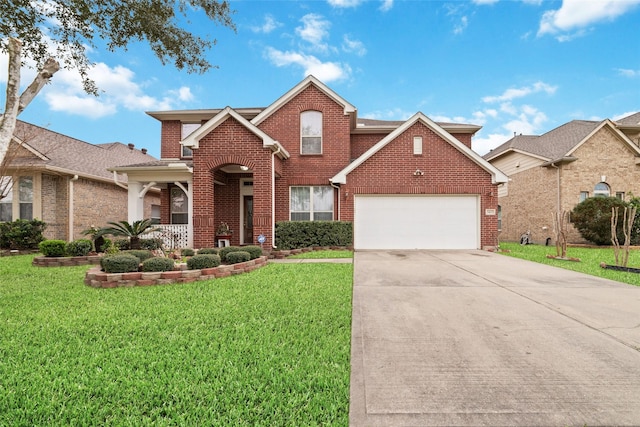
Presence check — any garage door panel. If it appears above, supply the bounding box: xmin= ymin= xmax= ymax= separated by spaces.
xmin=354 ymin=195 xmax=479 ymax=250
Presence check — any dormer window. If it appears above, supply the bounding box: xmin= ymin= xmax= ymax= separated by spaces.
xmin=300 ymin=111 xmax=322 ymax=155
xmin=181 ymin=123 xmax=200 ymax=158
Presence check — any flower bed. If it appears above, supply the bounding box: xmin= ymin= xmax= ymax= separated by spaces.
xmin=33 ymin=255 xmax=102 ymax=267
xmin=85 ymin=256 xmax=268 ymax=288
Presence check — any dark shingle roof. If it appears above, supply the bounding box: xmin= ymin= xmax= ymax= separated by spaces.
xmin=10 ymin=120 xmax=157 ymax=181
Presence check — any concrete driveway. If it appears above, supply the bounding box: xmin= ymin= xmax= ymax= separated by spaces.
xmin=350 ymin=250 xmax=640 ymax=426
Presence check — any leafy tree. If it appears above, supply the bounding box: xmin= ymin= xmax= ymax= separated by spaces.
xmin=0 ymin=0 xmax=236 ymax=166
xmin=571 ymin=196 xmax=628 ymax=245
xmin=96 ymin=219 xmax=161 ymax=250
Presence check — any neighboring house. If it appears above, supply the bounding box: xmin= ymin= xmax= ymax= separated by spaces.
xmin=0 ymin=120 xmax=160 ymax=241
xmin=111 ymin=76 xmax=507 ymax=250
xmin=484 ymin=112 xmax=640 ymax=244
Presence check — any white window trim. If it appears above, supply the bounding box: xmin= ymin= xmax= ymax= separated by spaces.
xmin=300 ymin=111 xmax=323 ymax=155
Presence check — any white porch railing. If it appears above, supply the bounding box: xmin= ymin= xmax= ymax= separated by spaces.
xmin=147 ymin=224 xmax=190 ymax=250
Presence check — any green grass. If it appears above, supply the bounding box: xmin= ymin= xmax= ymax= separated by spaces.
xmin=286 ymin=250 xmax=353 ymax=259
xmin=499 ymin=242 xmax=640 ymax=286
xmin=0 ymin=255 xmax=353 ymax=426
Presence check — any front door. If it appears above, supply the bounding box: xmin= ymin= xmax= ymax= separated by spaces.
xmin=243 ymin=195 xmax=253 ymax=244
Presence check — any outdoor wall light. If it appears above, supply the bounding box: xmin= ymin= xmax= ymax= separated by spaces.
xmin=413 ymin=169 xmax=424 ymax=176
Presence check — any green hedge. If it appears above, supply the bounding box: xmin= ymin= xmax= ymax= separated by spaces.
xmin=181 ymin=248 xmax=195 ymax=257
xmin=197 ymin=248 xmax=218 ymax=255
xmin=187 ymin=254 xmax=221 ymax=270
xmin=275 ymin=221 xmax=352 ymax=250
xmin=101 ymin=254 xmax=140 ymax=273
xmin=39 ymin=240 xmax=67 ymax=257
xmin=65 ymin=239 xmax=93 ymax=257
xmin=226 ymin=251 xmax=250 ymax=264
xmin=122 ymin=250 xmax=154 ymax=262
xmin=0 ymin=219 xmax=46 ymax=250
xmin=141 ymin=257 xmax=175 ymax=272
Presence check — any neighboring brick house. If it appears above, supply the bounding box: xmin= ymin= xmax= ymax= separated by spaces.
xmin=112 ymin=76 xmax=507 ymax=250
xmin=484 ymin=112 xmax=640 ymax=244
xmin=1 ymin=120 xmax=160 ymax=241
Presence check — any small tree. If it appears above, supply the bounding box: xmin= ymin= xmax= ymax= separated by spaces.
xmin=96 ymin=219 xmax=160 ymax=250
xmin=611 ymin=205 xmax=637 ymax=267
xmin=553 ymin=210 xmax=569 ymax=258
xmin=571 ymin=197 xmax=628 ymax=245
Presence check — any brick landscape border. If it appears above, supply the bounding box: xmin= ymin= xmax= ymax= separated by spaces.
xmin=33 ymin=255 xmax=102 ymax=267
xmin=84 ymin=256 xmax=268 ymax=288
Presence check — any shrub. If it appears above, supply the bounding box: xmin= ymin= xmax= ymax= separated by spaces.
xmin=141 ymin=257 xmax=175 ymax=272
xmin=275 ymin=221 xmax=352 ymax=250
xmin=139 ymin=238 xmax=164 ymax=250
xmin=39 ymin=240 xmax=67 ymax=257
xmin=65 ymin=239 xmax=93 ymax=257
xmin=219 ymin=246 xmax=244 ymax=262
xmin=571 ymin=197 xmax=629 ymax=245
xmin=187 ymin=254 xmax=221 ymax=270
xmin=181 ymin=248 xmax=195 ymax=257
xmin=122 ymin=250 xmax=154 ymax=262
xmin=242 ymin=245 xmax=262 ymax=260
xmin=197 ymin=248 xmax=218 ymax=255
xmin=113 ymin=239 xmax=130 ymax=250
xmin=100 ymin=254 xmax=140 ymax=273
xmin=226 ymin=251 xmax=250 ymax=264
xmin=0 ymin=219 xmax=46 ymax=250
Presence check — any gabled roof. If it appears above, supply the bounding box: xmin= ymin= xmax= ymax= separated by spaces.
xmin=616 ymin=112 xmax=640 ymax=126
xmin=251 ymin=75 xmax=356 ymax=126
xmin=484 ymin=118 xmax=640 ymax=162
xmin=331 ymin=112 xmax=508 ymax=185
xmin=181 ymin=107 xmax=290 ymax=159
xmin=8 ymin=120 xmax=156 ymax=182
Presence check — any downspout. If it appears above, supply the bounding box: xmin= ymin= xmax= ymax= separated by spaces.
xmin=330 ymin=182 xmax=341 ymax=220
xmin=271 ymin=146 xmax=282 ymax=249
xmin=550 ymin=162 xmax=561 ymax=215
xmin=68 ymin=175 xmax=79 ymax=241
xmin=112 ymin=171 xmax=128 ymax=190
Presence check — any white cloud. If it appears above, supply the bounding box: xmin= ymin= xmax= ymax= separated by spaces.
xmin=472 ymin=0 xmax=498 ymax=4
xmin=538 ymin=0 xmax=640 ymax=40
xmin=616 ymin=68 xmax=640 ymax=78
xmin=454 ymin=16 xmax=469 ymax=34
xmin=41 ymin=62 xmax=189 ymax=118
xmin=472 ymin=133 xmax=513 ymax=156
xmin=327 ymin=0 xmax=363 ymax=7
xmin=342 ymin=35 xmax=367 ymax=56
xmin=251 ymin=14 xmax=282 ymax=34
xmin=361 ymin=108 xmax=414 ymax=121
xmin=265 ymin=47 xmax=350 ymax=82
xmin=482 ymin=81 xmax=557 ymax=103
xmin=296 ymin=14 xmax=331 ymax=52
xmin=380 ymin=0 xmax=393 ymax=12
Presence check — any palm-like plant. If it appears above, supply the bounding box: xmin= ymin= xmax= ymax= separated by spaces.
xmin=96 ymin=219 xmax=161 ymax=250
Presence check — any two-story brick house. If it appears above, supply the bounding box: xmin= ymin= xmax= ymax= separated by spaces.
xmin=484 ymin=112 xmax=640 ymax=244
xmin=112 ymin=76 xmax=507 ymax=250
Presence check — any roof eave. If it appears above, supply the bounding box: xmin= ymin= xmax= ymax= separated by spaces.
xmin=541 ymin=156 xmax=578 ymax=167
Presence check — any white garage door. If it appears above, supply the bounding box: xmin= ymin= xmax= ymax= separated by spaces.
xmin=354 ymin=195 xmax=479 ymax=250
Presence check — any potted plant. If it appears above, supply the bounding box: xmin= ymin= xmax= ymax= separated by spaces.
xmin=216 ymin=222 xmax=232 ymax=239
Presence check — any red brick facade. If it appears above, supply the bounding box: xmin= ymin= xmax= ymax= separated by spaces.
xmin=154 ymin=77 xmax=504 ymax=249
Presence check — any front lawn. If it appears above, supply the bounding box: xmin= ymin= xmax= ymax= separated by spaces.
xmin=287 ymin=249 xmax=353 ymax=259
xmin=499 ymin=242 xmax=640 ymax=286
xmin=0 ymin=255 xmax=353 ymax=426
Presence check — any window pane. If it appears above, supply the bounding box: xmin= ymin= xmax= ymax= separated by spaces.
xmin=313 ymin=187 xmax=333 ymax=211
xmin=181 ymin=123 xmax=200 ymax=139
xmin=290 ymin=187 xmax=310 ymax=212
xmin=20 ymin=203 xmax=32 ymax=220
xmin=18 ymin=177 xmax=33 ymax=202
xmin=594 ymin=182 xmax=610 ymax=197
xmin=313 ymin=212 xmax=333 ymax=221
xmin=182 ymin=145 xmax=193 ymax=157
xmin=301 ymin=137 xmax=322 ymax=154
xmin=171 ymin=187 xmax=187 ymax=214
xmin=0 ymin=203 xmax=12 ymax=222
xmin=291 ymin=212 xmax=311 ymax=221
xmin=171 ymin=213 xmax=188 ymax=225
xmin=1 ymin=176 xmax=12 ymax=202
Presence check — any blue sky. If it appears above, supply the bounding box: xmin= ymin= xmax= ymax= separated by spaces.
xmin=2 ymin=0 xmax=639 ymax=158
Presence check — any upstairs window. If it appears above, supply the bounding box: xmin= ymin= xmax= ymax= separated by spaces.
xmin=181 ymin=123 xmax=200 ymax=158
xmin=300 ymin=111 xmax=322 ymax=155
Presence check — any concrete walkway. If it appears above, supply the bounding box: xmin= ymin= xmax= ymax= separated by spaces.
xmin=350 ymin=250 xmax=640 ymax=426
